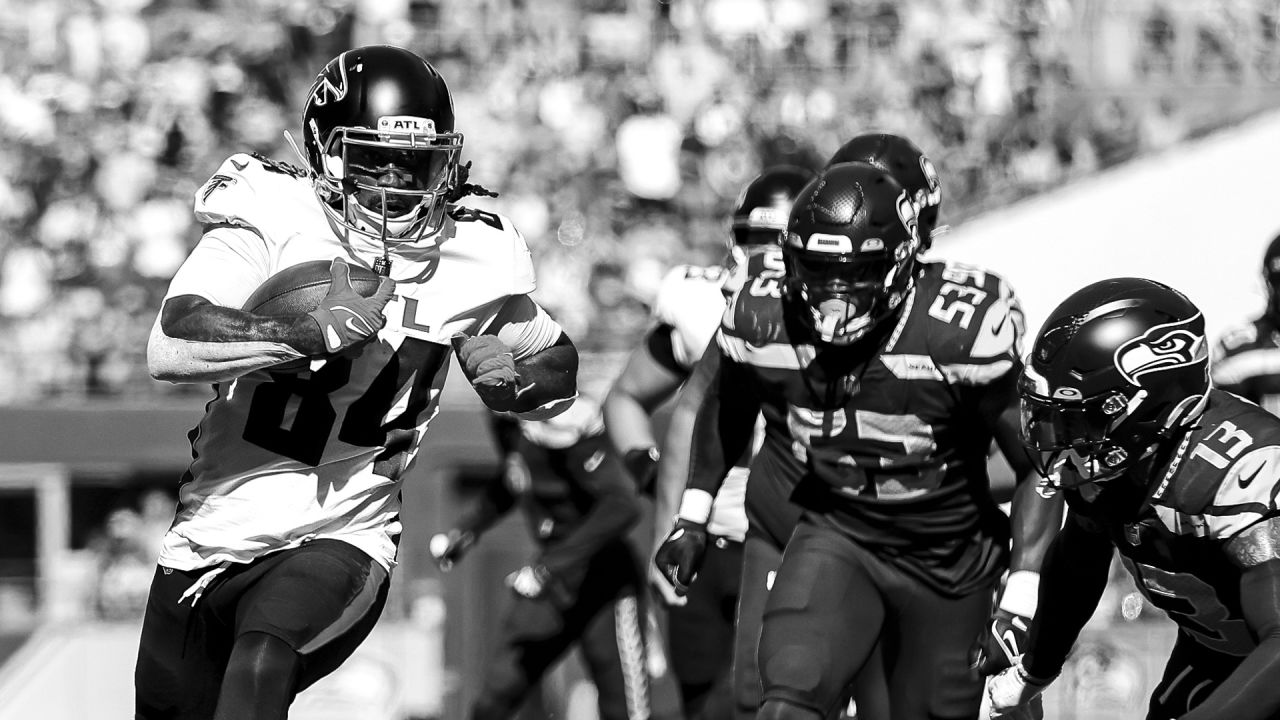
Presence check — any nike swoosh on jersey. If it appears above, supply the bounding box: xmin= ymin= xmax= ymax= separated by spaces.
xmin=1239 ymin=463 xmax=1266 ymax=489
xmin=230 ymin=157 xmax=248 ymax=171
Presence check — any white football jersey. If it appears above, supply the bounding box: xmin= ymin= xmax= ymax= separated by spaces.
xmin=159 ymin=153 xmax=551 ymax=571
xmin=652 ymin=264 xmax=749 ymax=541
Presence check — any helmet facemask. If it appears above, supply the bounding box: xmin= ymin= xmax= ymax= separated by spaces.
xmin=312 ymin=119 xmax=463 ymax=244
xmin=1019 ymin=376 xmax=1147 ymax=486
xmin=783 ymin=238 xmax=915 ymax=346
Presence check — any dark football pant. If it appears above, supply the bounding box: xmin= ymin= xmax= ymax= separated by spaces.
xmin=135 ymin=538 xmax=389 ymax=720
xmin=667 ymin=537 xmax=744 ymax=720
xmin=737 ymin=533 xmax=891 ymax=720
xmin=473 ymin=541 xmax=659 ymax=720
xmin=757 ymin=517 xmax=993 ymax=720
xmin=1147 ymin=631 xmax=1239 ymax=719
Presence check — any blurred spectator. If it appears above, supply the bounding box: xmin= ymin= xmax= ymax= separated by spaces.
xmin=0 ymin=0 xmax=1276 ymax=401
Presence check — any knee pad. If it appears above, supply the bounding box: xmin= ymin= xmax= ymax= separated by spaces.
xmin=757 ymin=698 xmax=822 ymax=720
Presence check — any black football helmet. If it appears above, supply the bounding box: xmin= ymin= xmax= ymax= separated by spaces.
xmin=827 ymin=133 xmax=942 ymax=250
xmin=724 ymin=165 xmax=815 ymax=292
xmin=782 ymin=162 xmax=921 ymax=345
xmin=1263 ymin=233 xmax=1280 ymax=323
xmin=300 ymin=45 xmax=462 ymax=244
xmin=1020 ymin=278 xmax=1209 ymax=487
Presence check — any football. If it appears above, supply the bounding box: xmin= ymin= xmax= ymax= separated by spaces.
xmin=243 ymin=259 xmax=385 ymax=372
xmin=243 ymin=259 xmax=384 ymax=316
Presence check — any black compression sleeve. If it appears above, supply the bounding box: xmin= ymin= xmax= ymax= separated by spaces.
xmin=1180 ymin=559 xmax=1280 ymax=720
xmin=645 ymin=324 xmax=682 ymax=375
xmin=1022 ymin=510 xmax=1114 ymax=679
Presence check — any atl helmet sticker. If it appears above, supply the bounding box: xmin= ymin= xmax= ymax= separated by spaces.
xmin=1113 ymin=315 xmax=1206 ymax=385
xmin=310 ymin=52 xmax=351 ymax=107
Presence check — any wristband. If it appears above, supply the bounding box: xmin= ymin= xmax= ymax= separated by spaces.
xmin=999 ymin=570 xmax=1041 ymax=618
xmin=676 ymin=489 xmax=714 ymax=524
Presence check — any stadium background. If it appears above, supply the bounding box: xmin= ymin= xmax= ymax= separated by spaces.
xmin=0 ymin=0 xmax=1276 ymax=717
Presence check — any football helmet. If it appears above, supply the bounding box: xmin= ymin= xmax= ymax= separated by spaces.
xmin=301 ymin=45 xmax=462 ymax=244
xmin=724 ymin=165 xmax=815 ymax=292
xmin=827 ymin=133 xmax=942 ymax=249
xmin=1020 ymin=277 xmax=1209 ymax=487
xmin=782 ymin=162 xmax=921 ymax=345
xmin=1263 ymin=233 xmax=1280 ymax=323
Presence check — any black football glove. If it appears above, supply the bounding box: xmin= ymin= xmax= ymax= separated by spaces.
xmin=308 ymin=258 xmax=396 ymax=355
xmin=975 ymin=571 xmax=1039 ymax=676
xmin=623 ymin=446 xmax=660 ymax=493
xmin=428 ymin=528 xmax=476 ymax=572
xmin=653 ymin=518 xmax=709 ymax=596
xmin=975 ymin=607 xmax=1032 ymax=676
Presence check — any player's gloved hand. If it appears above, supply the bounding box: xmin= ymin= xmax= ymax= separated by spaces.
xmin=975 ymin=571 xmax=1039 ymax=676
xmin=308 ymin=258 xmax=396 ymax=354
xmin=987 ymin=663 xmax=1051 ymax=719
xmin=648 ymin=558 xmax=688 ymax=607
xmin=623 ymin=446 xmax=660 ymax=493
xmin=506 ymin=564 xmax=554 ymax=600
xmin=428 ymin=528 xmax=476 ymax=572
xmin=454 ymin=335 xmax=520 ymax=410
xmin=654 ymin=518 xmax=709 ymax=596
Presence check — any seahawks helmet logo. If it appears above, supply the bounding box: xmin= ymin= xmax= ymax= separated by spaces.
xmin=1114 ymin=316 xmax=1205 ymax=385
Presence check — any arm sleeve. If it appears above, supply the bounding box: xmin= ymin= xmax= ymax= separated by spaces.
xmin=1022 ymin=509 xmax=1116 ymax=679
xmin=538 ymin=436 xmax=642 ymax=580
xmin=1179 ymin=559 xmax=1280 ymax=720
xmin=481 ymin=294 xmax=564 ymax=361
xmin=454 ymin=471 xmax=518 ymax=538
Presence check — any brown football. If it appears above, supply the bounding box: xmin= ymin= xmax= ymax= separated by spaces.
xmin=242 ymin=259 xmax=384 ymax=372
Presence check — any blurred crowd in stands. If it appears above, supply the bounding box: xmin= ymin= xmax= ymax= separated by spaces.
xmin=0 ymin=0 xmax=1275 ymax=400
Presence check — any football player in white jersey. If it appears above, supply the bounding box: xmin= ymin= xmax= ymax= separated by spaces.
xmin=603 ymin=166 xmax=813 ymax=719
xmin=136 ymin=45 xmax=578 ymax=720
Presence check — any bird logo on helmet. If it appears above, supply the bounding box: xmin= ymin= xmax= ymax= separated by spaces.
xmin=1019 ymin=277 xmax=1210 ymax=487
xmin=782 ymin=162 xmax=920 ymax=346
xmin=827 ymin=132 xmax=943 ymax=250
xmin=292 ymin=45 xmax=466 ymax=253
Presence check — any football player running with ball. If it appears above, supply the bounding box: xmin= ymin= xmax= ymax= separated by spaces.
xmin=137 ymin=45 xmax=577 ymax=720
xmin=655 ymin=160 xmax=1060 ymax=720
xmin=604 ymin=165 xmax=814 ymax=720
xmin=990 ymin=278 xmax=1280 ymax=720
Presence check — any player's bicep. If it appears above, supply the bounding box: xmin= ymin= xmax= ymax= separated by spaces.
xmin=610 ymin=327 xmax=688 ymax=412
xmin=1228 ymin=516 xmax=1280 ymax=569
xmin=1237 ymin=554 xmax=1280 ymax=641
xmin=481 ymin=294 xmax=564 ymax=361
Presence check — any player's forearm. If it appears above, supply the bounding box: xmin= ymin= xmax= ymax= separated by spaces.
xmin=1177 ymin=635 xmax=1280 ymax=720
xmin=500 ymin=333 xmax=578 ymax=420
xmin=148 ymin=299 xmax=316 ymax=383
xmin=1022 ymin=515 xmax=1113 ymax=679
xmin=602 ymin=387 xmax=659 ymax=454
xmin=541 ymin=487 xmax=641 ymax=577
xmin=1008 ymin=477 xmax=1063 ymax=573
xmin=456 ymin=475 xmax=518 ymax=538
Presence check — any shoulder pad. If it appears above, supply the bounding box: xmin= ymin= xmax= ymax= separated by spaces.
xmin=194 ymin=153 xmax=316 ymax=242
xmin=1206 ymin=444 xmax=1280 ymax=538
xmin=445 ymin=208 xmax=535 ymax=296
xmin=915 ymin=261 xmax=1023 ymax=384
xmin=652 ymin=265 xmax=728 ymax=369
xmin=1216 ymin=323 xmax=1260 ymax=357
